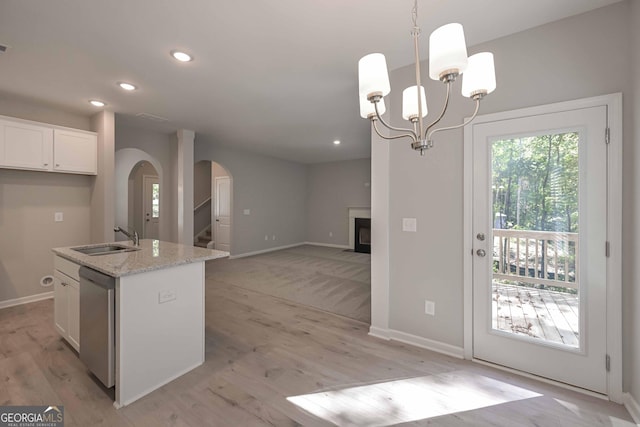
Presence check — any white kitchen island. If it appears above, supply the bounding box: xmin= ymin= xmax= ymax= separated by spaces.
xmin=52 ymin=239 xmax=228 ymax=408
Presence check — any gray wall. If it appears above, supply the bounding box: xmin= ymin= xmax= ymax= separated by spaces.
xmin=382 ymin=1 xmax=636 ymax=393
xmin=0 ymin=95 xmax=92 ymax=304
xmin=194 ymin=161 xmax=212 ymax=207
xmin=0 ymin=91 xmax=91 ymax=131
xmin=306 ymin=158 xmax=371 ymax=246
xmin=195 ymin=140 xmax=307 ymax=256
xmin=629 ymin=0 xmax=640 ymax=407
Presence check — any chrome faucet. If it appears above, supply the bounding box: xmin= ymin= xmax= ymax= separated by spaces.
xmin=114 ymin=226 xmax=139 ymax=246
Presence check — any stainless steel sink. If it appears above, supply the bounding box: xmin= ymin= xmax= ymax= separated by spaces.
xmin=71 ymin=244 xmax=141 ymax=256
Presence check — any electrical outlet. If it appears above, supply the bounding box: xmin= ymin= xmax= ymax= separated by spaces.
xmin=424 ymin=300 xmax=435 ymax=316
xmin=54 ymin=212 xmax=64 ymax=222
xmin=402 ymin=218 xmax=417 ymax=232
xmin=272 ymin=235 xmax=276 ymax=240
xmin=265 ymin=235 xmax=269 ymax=241
xmin=159 ymin=290 xmax=177 ymax=304
xmin=329 ymin=231 xmax=333 ymax=237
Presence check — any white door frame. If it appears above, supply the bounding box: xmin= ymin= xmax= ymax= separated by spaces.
xmin=462 ymin=93 xmax=622 ymax=402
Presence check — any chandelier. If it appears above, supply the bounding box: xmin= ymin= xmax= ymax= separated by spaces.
xmin=358 ymin=0 xmax=496 ymax=155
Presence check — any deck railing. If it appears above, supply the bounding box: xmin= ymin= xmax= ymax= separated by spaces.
xmin=493 ymin=229 xmax=578 ymax=290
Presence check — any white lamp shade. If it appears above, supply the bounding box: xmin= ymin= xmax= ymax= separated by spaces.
xmin=462 ymin=52 xmax=496 ymax=97
xmin=359 ymin=53 xmax=391 ymax=99
xmin=360 ymin=96 xmax=386 ymax=119
xmin=402 ymin=86 xmax=428 ymax=120
xmin=429 ymin=23 xmax=468 ymax=80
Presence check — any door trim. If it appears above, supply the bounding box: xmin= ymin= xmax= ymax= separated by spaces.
xmin=462 ymin=93 xmax=622 ymax=402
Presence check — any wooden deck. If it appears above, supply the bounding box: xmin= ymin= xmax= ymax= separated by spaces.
xmin=492 ymin=282 xmax=579 ymax=347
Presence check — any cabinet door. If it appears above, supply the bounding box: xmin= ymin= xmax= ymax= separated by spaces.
xmin=0 ymin=120 xmax=53 ymax=170
xmin=53 ymin=129 xmax=97 ymax=175
xmin=67 ymin=280 xmax=80 ymax=351
xmin=53 ymin=272 xmax=69 ymax=337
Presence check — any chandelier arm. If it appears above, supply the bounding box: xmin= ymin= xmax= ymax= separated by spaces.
xmin=427 ymin=98 xmax=481 ymax=141
xmin=423 ymin=81 xmax=452 ymax=141
xmin=373 ymin=101 xmax=419 ymax=141
xmin=372 ymin=119 xmax=418 ymax=141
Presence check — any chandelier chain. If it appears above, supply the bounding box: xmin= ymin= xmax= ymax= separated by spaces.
xmin=411 ymin=0 xmax=420 ymax=36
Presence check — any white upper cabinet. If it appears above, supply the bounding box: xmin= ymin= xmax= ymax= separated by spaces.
xmin=0 ymin=116 xmax=97 ymax=175
xmin=54 ymin=129 xmax=97 ymax=175
xmin=0 ymin=119 xmax=53 ymax=171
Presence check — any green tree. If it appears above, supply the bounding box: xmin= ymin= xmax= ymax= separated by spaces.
xmin=491 ymin=132 xmax=579 ymax=233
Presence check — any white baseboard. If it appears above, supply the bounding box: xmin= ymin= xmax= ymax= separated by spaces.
xmin=0 ymin=291 xmax=54 ymax=310
xmin=304 ymin=241 xmax=351 ymax=249
xmin=230 ymin=243 xmax=305 ymax=259
xmin=624 ymin=392 xmax=640 ymax=425
xmin=368 ymin=326 xmax=391 ymax=340
xmin=368 ymin=326 xmax=464 ymax=359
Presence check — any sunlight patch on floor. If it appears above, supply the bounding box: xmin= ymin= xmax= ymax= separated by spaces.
xmin=287 ymin=370 xmax=541 ymax=426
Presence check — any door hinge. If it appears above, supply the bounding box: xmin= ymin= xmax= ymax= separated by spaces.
xmin=605 ymin=241 xmax=610 ymax=258
xmin=605 ymin=127 xmax=610 ymax=145
xmin=606 ymin=354 xmax=611 ymax=372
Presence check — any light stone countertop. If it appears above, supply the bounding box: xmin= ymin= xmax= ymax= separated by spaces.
xmin=52 ymin=239 xmax=229 ymax=278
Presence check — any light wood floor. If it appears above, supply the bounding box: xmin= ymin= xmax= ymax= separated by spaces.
xmin=0 ymin=260 xmax=634 ymax=426
xmin=206 ymin=245 xmax=371 ymax=323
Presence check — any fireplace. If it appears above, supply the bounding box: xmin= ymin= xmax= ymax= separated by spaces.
xmin=354 ymin=218 xmax=371 ymax=254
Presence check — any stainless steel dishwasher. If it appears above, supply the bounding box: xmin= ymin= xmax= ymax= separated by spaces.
xmin=79 ymin=266 xmax=115 ymax=388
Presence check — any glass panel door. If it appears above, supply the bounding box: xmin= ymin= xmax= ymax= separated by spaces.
xmin=472 ymin=105 xmax=608 ymax=394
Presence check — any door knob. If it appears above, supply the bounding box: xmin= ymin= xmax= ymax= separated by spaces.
xmin=476 ymin=233 xmax=485 ymax=241
xmin=476 ymin=249 xmax=486 ymax=257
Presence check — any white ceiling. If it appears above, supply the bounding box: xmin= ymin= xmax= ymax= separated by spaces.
xmin=0 ymin=0 xmax=622 ymax=163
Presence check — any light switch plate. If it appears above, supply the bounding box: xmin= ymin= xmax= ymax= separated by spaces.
xmin=402 ymin=218 xmax=417 ymax=232
xmin=243 ymin=209 xmax=251 ymax=215
xmin=54 ymin=212 xmax=64 ymax=222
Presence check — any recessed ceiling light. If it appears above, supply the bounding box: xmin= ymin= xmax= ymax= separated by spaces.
xmin=171 ymin=50 xmax=193 ymax=62
xmin=333 ymin=140 xmax=341 ymax=145
xmin=118 ymin=82 xmax=137 ymax=91
xmin=89 ymin=100 xmax=106 ymax=107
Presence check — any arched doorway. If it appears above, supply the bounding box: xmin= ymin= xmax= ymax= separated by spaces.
xmin=128 ymin=161 xmax=160 ymax=239
xmin=114 ymin=148 xmax=166 ymax=241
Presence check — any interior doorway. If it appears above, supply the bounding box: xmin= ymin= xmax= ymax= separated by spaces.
xmin=142 ymin=175 xmax=160 ymax=239
xmin=214 ymin=175 xmax=231 ymax=252
xmin=193 ymin=160 xmax=232 ymax=252
xmin=128 ymin=161 xmax=160 ymax=239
